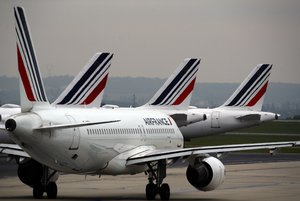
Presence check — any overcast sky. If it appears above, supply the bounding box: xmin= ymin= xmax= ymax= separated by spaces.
xmin=0 ymin=0 xmax=299 ymax=83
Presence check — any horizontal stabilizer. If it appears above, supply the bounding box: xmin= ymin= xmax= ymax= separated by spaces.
xmin=34 ymin=120 xmax=120 ymax=130
xmin=236 ymin=114 xmax=261 ymax=121
xmin=170 ymin=112 xmax=206 ymax=127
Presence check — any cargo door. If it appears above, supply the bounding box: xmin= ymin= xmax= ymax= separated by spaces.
xmin=66 ymin=115 xmax=81 ymax=150
xmin=211 ymin=111 xmax=220 ymax=128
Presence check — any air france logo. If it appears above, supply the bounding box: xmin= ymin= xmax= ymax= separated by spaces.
xmin=143 ymin=118 xmax=172 ymax=126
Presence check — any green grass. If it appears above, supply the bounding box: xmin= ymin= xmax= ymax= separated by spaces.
xmin=231 ymin=120 xmax=300 ymax=134
xmin=184 ymin=120 xmax=300 ymax=153
xmin=185 ymin=134 xmax=300 ymax=146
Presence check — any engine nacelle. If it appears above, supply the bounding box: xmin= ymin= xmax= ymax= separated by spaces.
xmin=186 ymin=156 xmax=225 ymax=191
xmin=17 ymin=159 xmax=43 ymax=187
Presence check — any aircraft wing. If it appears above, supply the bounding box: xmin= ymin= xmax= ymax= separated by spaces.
xmin=0 ymin=143 xmax=30 ymax=158
xmin=126 ymin=141 xmax=300 ymax=165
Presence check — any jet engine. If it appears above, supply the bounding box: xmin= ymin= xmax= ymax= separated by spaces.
xmin=17 ymin=159 xmax=43 ymax=187
xmin=186 ymin=156 xmax=225 ymax=191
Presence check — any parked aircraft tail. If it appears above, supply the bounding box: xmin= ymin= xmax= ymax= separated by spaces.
xmin=53 ymin=52 xmax=113 ymax=108
xmin=143 ymin=58 xmax=200 ymax=110
xmin=15 ymin=6 xmax=49 ymax=112
xmin=221 ymin=64 xmax=272 ymax=111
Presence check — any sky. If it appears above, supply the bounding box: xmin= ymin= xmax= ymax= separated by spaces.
xmin=0 ymin=0 xmax=300 ymax=83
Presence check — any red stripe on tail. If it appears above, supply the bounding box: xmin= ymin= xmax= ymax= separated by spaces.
xmin=17 ymin=45 xmax=35 ymax=101
xmin=172 ymin=78 xmax=196 ymax=105
xmin=246 ymin=81 xmax=268 ymax=107
xmin=81 ymin=74 xmax=108 ymax=105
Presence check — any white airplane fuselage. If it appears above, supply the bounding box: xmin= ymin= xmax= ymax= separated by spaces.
xmin=180 ymin=107 xmax=277 ymax=139
xmin=8 ymin=107 xmax=183 ymax=175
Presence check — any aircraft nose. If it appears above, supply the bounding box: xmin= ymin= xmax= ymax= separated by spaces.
xmin=5 ymin=119 xmax=17 ymax=131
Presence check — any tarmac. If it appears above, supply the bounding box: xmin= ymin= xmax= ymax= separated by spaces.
xmin=0 ymin=154 xmax=300 ymax=201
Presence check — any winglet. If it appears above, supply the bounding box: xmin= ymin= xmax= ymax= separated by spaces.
xmin=142 ymin=58 xmax=200 ymax=110
xmin=15 ymin=6 xmax=49 ymax=112
xmin=53 ymin=52 xmax=113 ymax=108
xmin=221 ymin=64 xmax=272 ymax=111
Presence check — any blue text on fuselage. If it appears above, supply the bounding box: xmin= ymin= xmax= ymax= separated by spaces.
xmin=143 ymin=118 xmax=172 ymax=126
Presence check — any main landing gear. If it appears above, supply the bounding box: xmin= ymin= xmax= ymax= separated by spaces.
xmin=145 ymin=160 xmax=170 ymax=200
xmin=33 ymin=166 xmax=58 ymax=199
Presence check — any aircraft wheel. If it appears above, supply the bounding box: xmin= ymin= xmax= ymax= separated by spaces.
xmin=146 ymin=183 xmax=156 ymax=200
xmin=33 ymin=183 xmax=44 ymax=199
xmin=46 ymin=182 xmax=57 ymax=199
xmin=159 ymin=183 xmax=170 ymax=200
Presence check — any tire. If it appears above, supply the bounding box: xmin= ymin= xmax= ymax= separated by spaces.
xmin=146 ymin=183 xmax=156 ymax=200
xmin=46 ymin=182 xmax=57 ymax=199
xmin=33 ymin=183 xmax=44 ymax=199
xmin=159 ymin=183 xmax=170 ymax=200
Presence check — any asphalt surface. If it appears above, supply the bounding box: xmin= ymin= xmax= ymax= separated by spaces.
xmin=0 ymin=153 xmax=300 ymax=201
xmin=2 ymin=153 xmax=300 ymax=178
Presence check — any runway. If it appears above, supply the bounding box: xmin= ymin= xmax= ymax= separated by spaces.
xmin=0 ymin=154 xmax=300 ymax=201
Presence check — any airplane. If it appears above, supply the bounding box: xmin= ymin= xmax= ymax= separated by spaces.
xmin=1 ymin=6 xmax=299 ymax=200
xmin=0 ymin=53 xmax=205 ymax=141
xmin=179 ymin=63 xmax=278 ymax=140
xmin=0 ymin=51 xmax=112 ymax=142
xmin=144 ymin=62 xmax=278 ymax=140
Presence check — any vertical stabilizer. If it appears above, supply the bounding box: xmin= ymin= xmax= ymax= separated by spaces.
xmin=15 ymin=7 xmax=49 ymax=112
xmin=53 ymin=53 xmax=113 ymax=108
xmin=142 ymin=58 xmax=200 ymax=110
xmin=221 ymin=64 xmax=272 ymax=111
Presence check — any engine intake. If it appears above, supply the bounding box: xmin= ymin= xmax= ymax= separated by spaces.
xmin=5 ymin=119 xmax=16 ymax=131
xmin=186 ymin=156 xmax=225 ymax=191
xmin=18 ymin=159 xmax=43 ymax=187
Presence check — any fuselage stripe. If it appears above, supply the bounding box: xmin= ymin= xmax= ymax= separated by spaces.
xmin=16 ymin=7 xmax=46 ymax=102
xmin=70 ymin=54 xmax=112 ymax=105
xmin=57 ymin=53 xmax=111 ymax=104
xmin=15 ymin=7 xmax=47 ymax=102
xmin=17 ymin=45 xmax=35 ymax=101
xmin=226 ymin=64 xmax=270 ymax=106
xmin=234 ymin=66 xmax=271 ymax=106
xmin=81 ymin=73 xmax=109 ymax=105
xmin=151 ymin=59 xmax=198 ymax=105
xmin=246 ymin=81 xmax=269 ymax=106
xmin=162 ymin=61 xmax=199 ymax=105
xmin=237 ymin=71 xmax=270 ymax=106
xmin=172 ymin=78 xmax=196 ymax=105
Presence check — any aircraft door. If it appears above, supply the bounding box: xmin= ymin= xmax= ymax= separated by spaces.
xmin=211 ymin=111 xmax=221 ymax=128
xmin=66 ymin=115 xmax=81 ymax=150
xmin=139 ymin=125 xmax=146 ymax=142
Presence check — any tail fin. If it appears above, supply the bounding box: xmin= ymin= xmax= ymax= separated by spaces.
xmin=143 ymin=58 xmax=200 ymax=110
xmin=53 ymin=53 xmax=113 ymax=108
xmin=15 ymin=7 xmax=49 ymax=112
xmin=221 ymin=64 xmax=272 ymax=111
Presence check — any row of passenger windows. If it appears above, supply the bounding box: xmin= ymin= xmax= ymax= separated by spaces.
xmin=87 ymin=128 xmax=175 ymax=135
